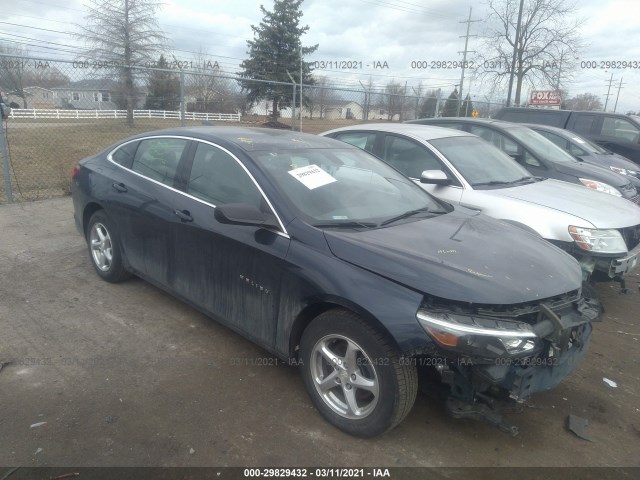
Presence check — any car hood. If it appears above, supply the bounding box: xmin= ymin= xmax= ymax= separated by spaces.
xmin=323 ymin=210 xmax=582 ymax=305
xmin=486 ymin=179 xmax=640 ymax=228
xmin=555 ymin=160 xmax=630 ymax=188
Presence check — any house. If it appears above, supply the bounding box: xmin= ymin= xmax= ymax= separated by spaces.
xmin=6 ymin=86 xmax=55 ymax=109
xmin=323 ymin=102 xmax=364 ymax=120
xmin=51 ymin=79 xmax=121 ymax=110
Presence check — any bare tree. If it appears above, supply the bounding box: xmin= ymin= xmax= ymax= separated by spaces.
xmin=384 ymin=80 xmax=409 ymax=121
xmin=186 ymin=50 xmax=225 ymax=113
xmin=0 ymin=44 xmax=30 ymax=108
xmin=76 ymin=0 xmax=166 ymax=125
xmin=475 ymin=0 xmax=582 ymax=106
xmin=565 ymin=93 xmax=603 ymax=111
xmin=305 ymin=76 xmax=340 ymax=119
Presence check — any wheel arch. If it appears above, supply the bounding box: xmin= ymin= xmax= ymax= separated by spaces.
xmin=82 ymin=202 xmax=104 ymax=238
xmin=287 ymin=297 xmax=399 ymax=359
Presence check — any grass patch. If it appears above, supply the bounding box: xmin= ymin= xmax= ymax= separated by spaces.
xmin=0 ymin=116 xmax=390 ymax=203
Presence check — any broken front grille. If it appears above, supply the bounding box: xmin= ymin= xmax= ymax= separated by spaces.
xmin=620 ymin=224 xmax=640 ymax=251
xmin=424 ymin=289 xmax=581 ymax=325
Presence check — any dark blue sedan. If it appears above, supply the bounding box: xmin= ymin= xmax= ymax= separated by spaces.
xmin=71 ymin=127 xmax=599 ymax=436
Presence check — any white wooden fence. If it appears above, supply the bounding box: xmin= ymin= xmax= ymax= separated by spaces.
xmin=8 ymin=108 xmax=241 ymax=122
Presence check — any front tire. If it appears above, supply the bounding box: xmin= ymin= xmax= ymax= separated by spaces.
xmin=87 ymin=210 xmax=131 ymax=283
xmin=299 ymin=309 xmax=417 ymax=437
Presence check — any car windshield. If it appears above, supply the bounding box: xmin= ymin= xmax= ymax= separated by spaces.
xmin=250 ymin=147 xmax=447 ymax=225
xmin=428 ymin=136 xmax=535 ymax=188
xmin=579 ymin=137 xmax=609 ymax=154
xmin=508 ymin=127 xmax=578 ymax=163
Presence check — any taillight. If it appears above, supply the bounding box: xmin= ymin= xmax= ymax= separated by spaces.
xmin=71 ymin=164 xmax=80 ymax=180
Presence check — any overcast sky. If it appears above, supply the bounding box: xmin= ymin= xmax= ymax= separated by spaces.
xmin=2 ymin=0 xmax=639 ymax=111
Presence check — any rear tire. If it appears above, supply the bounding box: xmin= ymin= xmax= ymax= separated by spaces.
xmin=87 ymin=210 xmax=131 ymax=283
xmin=299 ymin=309 xmax=417 ymax=437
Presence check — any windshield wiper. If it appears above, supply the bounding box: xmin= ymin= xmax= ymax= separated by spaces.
xmin=380 ymin=207 xmax=437 ymax=226
xmin=312 ymin=220 xmax=378 ymax=229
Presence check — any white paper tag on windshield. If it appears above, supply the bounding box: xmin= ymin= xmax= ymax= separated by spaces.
xmin=288 ymin=164 xmax=337 ymax=190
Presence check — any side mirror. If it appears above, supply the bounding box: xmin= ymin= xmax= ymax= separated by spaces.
xmin=420 ymin=170 xmax=451 ymax=185
xmin=214 ymin=203 xmax=279 ymax=229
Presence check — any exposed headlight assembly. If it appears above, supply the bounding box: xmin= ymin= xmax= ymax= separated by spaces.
xmin=568 ymin=226 xmax=628 ymax=253
xmin=578 ymin=178 xmax=622 ymax=196
xmin=416 ymin=310 xmax=541 ymax=357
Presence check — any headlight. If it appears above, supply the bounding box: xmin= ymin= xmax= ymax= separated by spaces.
xmin=568 ymin=226 xmax=628 ymax=253
xmin=416 ymin=310 xmax=540 ymax=357
xmin=578 ymin=178 xmax=622 ymax=196
xmin=610 ymin=166 xmax=628 ymax=175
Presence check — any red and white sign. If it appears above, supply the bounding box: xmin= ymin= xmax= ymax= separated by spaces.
xmin=529 ymin=90 xmax=562 ymax=106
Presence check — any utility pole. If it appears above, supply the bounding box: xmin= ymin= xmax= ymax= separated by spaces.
xmin=286 ymin=71 xmax=296 ymax=130
xmin=434 ymin=88 xmax=442 ymax=117
xmin=456 ymin=7 xmax=479 ymax=116
xmin=506 ymin=0 xmax=525 ymax=107
xmin=299 ymin=43 xmax=303 ymax=132
xmin=359 ymin=80 xmax=370 ymax=120
xmin=0 ymin=119 xmax=12 ymax=203
xmin=411 ymin=86 xmax=421 ymax=120
xmin=613 ymin=76 xmax=625 ymax=113
xmin=603 ymin=73 xmax=615 ymax=112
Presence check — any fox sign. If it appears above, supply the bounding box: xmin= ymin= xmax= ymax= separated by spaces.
xmin=529 ymin=90 xmax=562 ymax=106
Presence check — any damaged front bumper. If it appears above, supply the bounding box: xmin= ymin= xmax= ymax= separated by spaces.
xmin=415 ymin=292 xmax=600 ymax=404
xmin=474 ymin=322 xmax=592 ymax=400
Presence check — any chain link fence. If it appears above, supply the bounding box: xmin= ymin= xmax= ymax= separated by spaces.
xmin=0 ymin=53 xmax=504 ymax=204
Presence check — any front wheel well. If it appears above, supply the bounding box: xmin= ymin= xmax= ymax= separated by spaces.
xmin=288 ymin=301 xmax=397 ymax=359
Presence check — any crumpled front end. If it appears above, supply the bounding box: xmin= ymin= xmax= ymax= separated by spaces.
xmin=414 ymin=288 xmax=600 ymax=406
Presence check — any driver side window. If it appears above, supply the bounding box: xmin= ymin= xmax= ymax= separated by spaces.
xmin=382 ymin=135 xmax=443 ymax=179
xmin=186 ymin=143 xmax=263 ymax=208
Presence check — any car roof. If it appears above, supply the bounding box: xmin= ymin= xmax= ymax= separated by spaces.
xmin=520 ymin=123 xmax=572 ymax=135
xmin=123 ymin=126 xmax=344 ymax=152
xmin=407 ymin=117 xmax=527 ymax=130
xmin=322 ymin=122 xmax=473 ymax=141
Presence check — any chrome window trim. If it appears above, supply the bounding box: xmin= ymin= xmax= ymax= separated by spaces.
xmin=106 ymin=135 xmax=290 ymax=238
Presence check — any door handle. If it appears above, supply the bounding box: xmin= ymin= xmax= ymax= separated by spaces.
xmin=112 ymin=182 xmax=127 ymax=193
xmin=173 ymin=209 xmax=193 ymax=222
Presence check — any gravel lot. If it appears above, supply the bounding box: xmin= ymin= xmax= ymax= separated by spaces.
xmin=1 ymin=198 xmax=639 ymax=467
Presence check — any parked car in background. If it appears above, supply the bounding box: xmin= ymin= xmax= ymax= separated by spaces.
xmin=405 ymin=118 xmax=639 ymax=204
xmin=72 ymin=127 xmax=600 ymax=437
xmin=522 ymin=123 xmax=640 ymax=188
xmin=493 ymin=107 xmax=640 ymax=165
xmin=321 ymin=123 xmax=640 ymax=284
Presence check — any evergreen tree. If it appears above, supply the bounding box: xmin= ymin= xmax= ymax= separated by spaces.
xmin=144 ymin=55 xmax=180 ymax=110
xmin=239 ymin=0 xmax=318 ymax=122
xmin=462 ymin=94 xmax=474 ymax=117
xmin=441 ymin=89 xmax=459 ymax=117
xmin=420 ymin=95 xmax=438 ymax=118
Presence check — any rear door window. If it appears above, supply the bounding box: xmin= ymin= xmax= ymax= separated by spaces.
xmin=131 ymin=138 xmax=189 ymax=187
xmin=602 ymin=117 xmax=640 ymax=143
xmin=570 ymin=114 xmax=598 ymax=135
xmin=111 ymin=141 xmax=139 ymax=168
